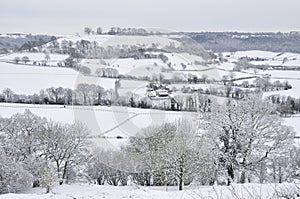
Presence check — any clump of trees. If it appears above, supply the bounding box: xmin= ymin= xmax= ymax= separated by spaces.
xmin=0 ymin=110 xmax=89 ymax=194
xmin=0 ymin=85 xmax=113 ymax=106
xmin=253 ymin=78 xmax=292 ymax=92
xmin=125 ymin=120 xmax=206 ymax=190
xmin=95 ymin=68 xmax=119 ymax=78
xmin=268 ymin=95 xmax=300 ymax=116
xmin=79 ymin=66 xmax=91 ymax=75
xmin=107 ymin=27 xmax=149 ymax=35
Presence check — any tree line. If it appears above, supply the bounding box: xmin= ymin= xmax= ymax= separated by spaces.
xmin=2 ymin=83 xmax=299 ymax=115
xmin=1 ymin=85 xmax=113 ymax=106
xmin=189 ymin=32 xmax=300 ymax=53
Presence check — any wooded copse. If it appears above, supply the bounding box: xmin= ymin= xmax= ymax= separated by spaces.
xmin=0 ymin=96 xmax=298 ymax=193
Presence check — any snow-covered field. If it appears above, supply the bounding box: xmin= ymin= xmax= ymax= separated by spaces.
xmin=0 ymin=183 xmax=299 ymax=199
xmin=0 ymin=103 xmax=195 ymax=149
xmin=284 ymin=115 xmax=300 ymax=137
xmin=221 ymin=51 xmax=300 ymax=97
xmin=0 ymin=53 xmax=68 ymax=62
xmin=224 ymin=50 xmax=300 ymax=67
xmin=82 ymin=58 xmax=166 ymax=76
xmin=0 ymin=61 xmax=150 ymax=95
xmin=263 ymin=70 xmax=300 ymax=98
xmin=81 ymin=52 xmax=208 ymax=78
xmin=0 ymin=53 xmax=69 ymax=66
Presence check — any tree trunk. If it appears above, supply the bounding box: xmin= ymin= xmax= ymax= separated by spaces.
xmin=240 ymin=170 xmax=246 ymax=183
xmin=179 ymin=158 xmax=184 ymax=191
xmin=56 ymin=161 xmax=63 ymax=185
xmin=279 ymin=166 xmax=282 ymax=183
xmin=179 ymin=176 xmax=183 ymax=191
xmin=227 ymin=164 xmax=234 ymax=185
xmin=46 ymin=186 xmax=51 ymax=193
xmin=98 ymin=93 xmax=101 ymax=105
xmin=61 ymin=161 xmax=68 ymax=185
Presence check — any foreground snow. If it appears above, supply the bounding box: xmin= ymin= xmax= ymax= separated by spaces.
xmin=0 ymin=183 xmax=299 ymax=199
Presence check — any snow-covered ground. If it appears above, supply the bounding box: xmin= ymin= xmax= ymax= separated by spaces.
xmin=223 ymin=50 xmax=300 ymax=67
xmin=56 ymin=34 xmax=112 ymax=46
xmin=81 ymin=58 xmax=166 ymax=76
xmin=0 ymin=53 xmax=68 ymax=62
xmin=0 ymin=103 xmax=195 ymax=149
xmin=263 ymin=70 xmax=300 ymax=98
xmin=0 ymin=183 xmax=299 ymax=199
xmin=0 ymin=62 xmax=149 ymax=95
xmin=229 ymin=50 xmax=280 ymax=60
xmin=163 ymin=53 xmax=206 ymax=70
xmin=1 ymin=102 xmax=299 ymax=149
xmin=0 ymin=53 xmax=69 ymax=66
xmin=220 ymin=51 xmax=300 ymax=97
xmin=284 ymin=115 xmax=300 ymax=137
xmin=81 ymin=52 xmax=208 ymax=78
xmin=264 ymin=79 xmax=300 ymax=98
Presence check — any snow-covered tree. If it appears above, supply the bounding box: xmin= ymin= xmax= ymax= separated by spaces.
xmin=86 ymin=148 xmax=131 ymax=186
xmin=0 ymin=149 xmax=33 ymax=194
xmin=200 ymin=95 xmax=295 ymax=185
xmin=79 ymin=66 xmax=91 ymax=75
xmin=39 ymin=122 xmax=89 ymax=185
xmin=126 ymin=120 xmax=207 ymax=190
xmin=44 ymin=51 xmax=50 ymax=62
xmin=76 ymin=83 xmax=98 ymax=105
xmin=84 ymin=27 xmax=92 ymax=35
xmin=0 ymin=110 xmax=47 ymax=188
xmin=21 ymin=56 xmax=30 ymax=64
xmin=96 ymin=27 xmax=102 ymax=35
xmin=2 ymin=88 xmax=14 ymax=102
xmin=13 ymin=56 xmax=20 ymax=64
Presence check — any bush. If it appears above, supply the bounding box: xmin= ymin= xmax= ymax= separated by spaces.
xmin=79 ymin=66 xmax=91 ymax=75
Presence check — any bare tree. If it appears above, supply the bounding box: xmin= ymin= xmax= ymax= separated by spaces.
xmin=84 ymin=27 xmax=92 ymax=35
xmin=22 ymin=56 xmax=30 ymax=64
xmin=13 ymin=56 xmax=21 ymax=64
xmin=126 ymin=120 xmax=206 ymax=190
xmin=40 ymin=122 xmax=89 ymax=185
xmin=201 ymin=96 xmax=295 ymax=185
xmin=96 ymin=27 xmax=102 ymax=35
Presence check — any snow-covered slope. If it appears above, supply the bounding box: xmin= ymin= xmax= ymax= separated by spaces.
xmin=0 ymin=62 xmax=117 ymax=94
xmin=0 ymin=53 xmax=68 ymax=62
xmin=0 ymin=183 xmax=298 ymax=199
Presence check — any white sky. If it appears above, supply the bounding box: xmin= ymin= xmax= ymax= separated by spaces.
xmin=1 ymin=0 xmax=300 ymax=35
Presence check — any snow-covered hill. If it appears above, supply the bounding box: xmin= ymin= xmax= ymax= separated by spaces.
xmin=56 ymin=34 xmax=182 ymax=49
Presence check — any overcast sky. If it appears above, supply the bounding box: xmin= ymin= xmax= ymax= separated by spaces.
xmin=1 ymin=0 xmax=299 ymax=35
